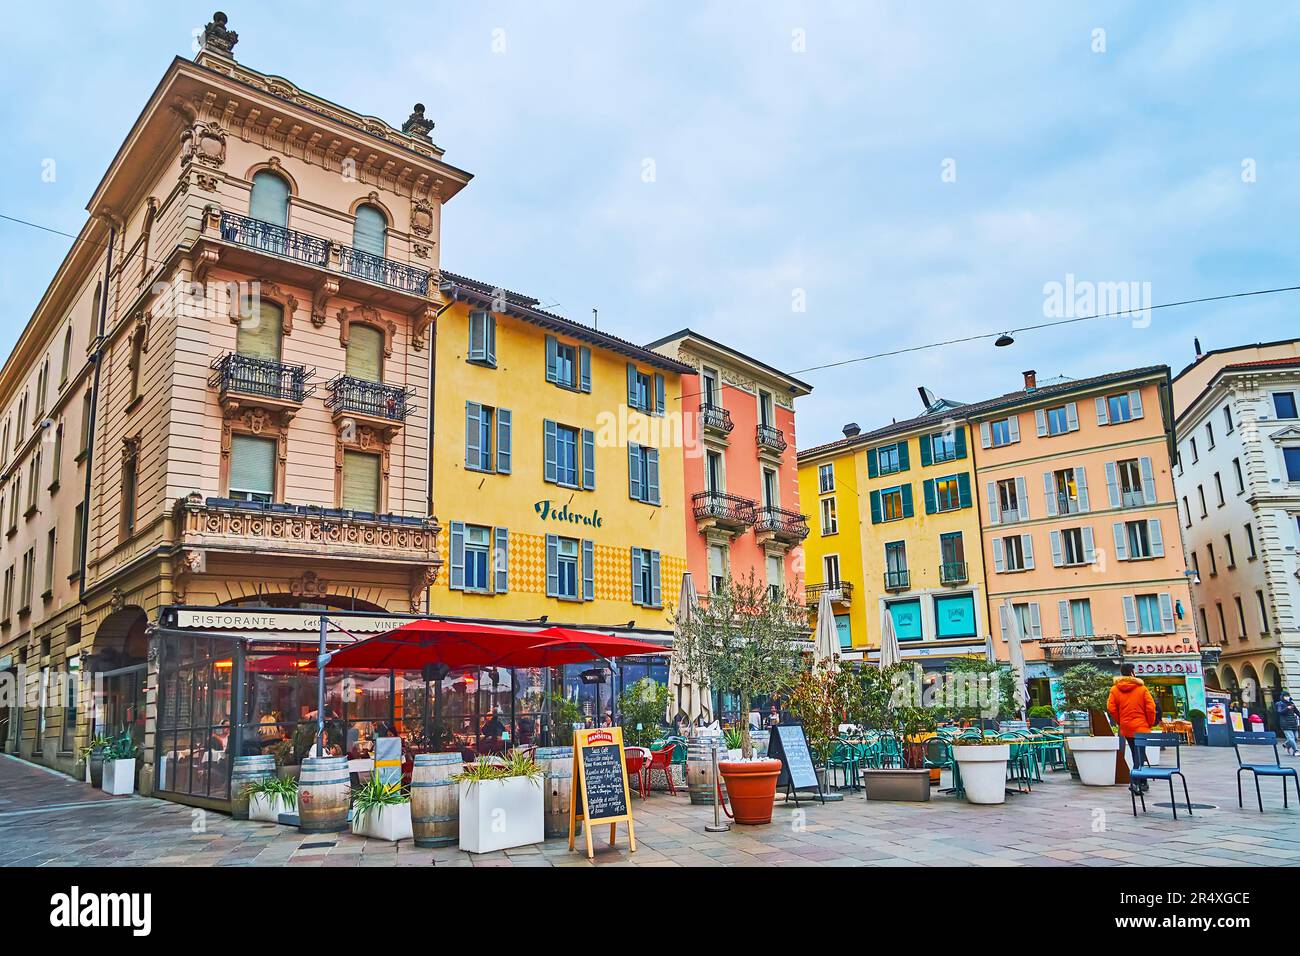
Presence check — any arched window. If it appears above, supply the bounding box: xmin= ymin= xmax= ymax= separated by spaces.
xmin=249 ymin=171 xmax=290 ymax=227
xmin=346 ymin=324 xmax=384 ymax=381
xmin=60 ymin=327 xmax=72 ymax=386
xmin=236 ymin=300 xmax=284 ymax=362
xmin=352 ymin=204 xmax=387 ymax=256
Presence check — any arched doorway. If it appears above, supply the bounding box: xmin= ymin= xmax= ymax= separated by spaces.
xmin=87 ymin=607 xmax=149 ymax=747
xmin=1204 ymin=668 xmax=1222 ymax=691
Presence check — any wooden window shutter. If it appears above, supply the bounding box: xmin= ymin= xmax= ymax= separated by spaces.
xmin=496 ymin=409 xmax=512 ymax=474
xmin=650 ymin=551 xmax=662 ymax=607
xmin=957 ymin=473 xmax=972 ymax=508
xmin=954 ymin=427 xmax=967 ymax=459
xmin=579 ymin=347 xmax=592 ymax=393
xmin=449 ymin=521 xmax=466 ymax=590
xmin=346 ymin=324 xmax=384 ymax=381
xmin=631 ymin=547 xmax=644 ymax=605
xmin=465 ymin=402 xmax=482 ymax=469
xmin=986 ymin=481 xmax=1000 ymax=524
xmin=493 ymin=527 xmax=509 ymax=594
xmin=647 ymin=448 xmax=660 ymax=505
xmin=342 ymin=451 xmax=381 ymax=512
xmin=919 ymin=436 xmax=933 ymax=467
xmin=1105 ymin=461 xmax=1120 ymax=508
xmin=1129 ymin=389 xmax=1144 ymax=419
xmin=628 ymin=444 xmax=643 ymax=501
xmin=545 ymin=335 xmax=559 ymax=382
xmin=582 ymin=539 xmax=595 ymax=601
xmin=1058 ymin=601 xmax=1073 ymax=639
xmin=545 ymin=534 xmax=559 ymax=597
xmin=922 ymin=478 xmax=936 ymax=515
xmin=654 ymin=374 xmax=666 ymax=416
xmin=869 ymin=489 xmax=882 ymax=524
xmin=543 ymin=420 xmax=558 ymax=483
xmin=581 ymin=429 xmax=596 ymax=490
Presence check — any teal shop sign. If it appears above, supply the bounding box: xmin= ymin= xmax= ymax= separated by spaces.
xmin=834 ymin=614 xmax=852 ymax=649
xmin=934 ymin=594 xmax=976 ymax=638
xmin=534 ymin=500 xmax=604 ymax=528
xmin=888 ymin=599 xmax=923 ymax=640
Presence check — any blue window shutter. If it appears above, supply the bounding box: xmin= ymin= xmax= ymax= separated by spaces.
xmin=582 ymin=539 xmax=595 ymax=601
xmin=545 ymin=534 xmax=559 ymax=597
xmin=1158 ymin=593 xmax=1175 ymax=633
xmin=919 ymin=436 xmax=933 ymax=467
xmin=631 ymin=547 xmax=644 ymax=605
xmin=923 ymin=478 xmax=936 ymax=515
xmin=468 ymin=312 xmax=486 ymax=362
xmin=957 ymin=473 xmax=972 ymax=509
xmin=869 ymin=489 xmax=882 ymax=524
xmin=579 ymin=347 xmax=592 ymax=393
xmin=627 ymin=363 xmax=638 ymax=407
xmin=543 ymin=420 xmax=558 ymax=484
xmin=901 ymin=484 xmax=914 ymax=518
xmin=867 ymin=449 xmax=879 ymax=479
xmin=582 ymin=429 xmax=596 ymax=490
xmin=465 ymin=402 xmax=482 ymax=469
xmin=545 ymin=335 xmax=558 ymax=383
xmin=650 ymin=550 xmax=662 ymax=607
xmin=249 ymin=171 xmax=289 ymax=227
xmin=954 ymin=427 xmax=967 ymax=459
xmin=647 ymin=448 xmax=660 ymax=505
xmin=493 ymin=526 xmax=509 ymax=594
xmin=485 ymin=313 xmax=496 ymax=366
xmin=496 ymin=408 xmax=512 ymax=474
xmin=449 ymin=521 xmax=466 ymax=590
xmin=897 ymin=442 xmax=910 ymax=472
xmin=654 ymin=374 xmax=665 ymax=416
xmin=628 ymin=444 xmax=642 ymax=500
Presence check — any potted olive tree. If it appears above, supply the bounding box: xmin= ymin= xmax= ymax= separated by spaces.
xmin=1061 ymin=664 xmax=1120 ymax=786
xmin=853 ymin=663 xmax=936 ymax=801
xmin=675 ymin=572 xmax=805 ymax=824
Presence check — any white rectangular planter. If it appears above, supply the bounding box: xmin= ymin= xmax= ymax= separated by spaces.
xmin=351 ymin=801 xmax=413 ymax=842
xmin=458 ymin=776 xmax=544 ymax=854
xmin=249 ymin=793 xmax=296 ymax=824
xmin=101 ymin=758 xmax=136 ymax=796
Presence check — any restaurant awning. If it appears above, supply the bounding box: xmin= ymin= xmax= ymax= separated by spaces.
xmin=487 ymin=628 xmax=668 ymax=668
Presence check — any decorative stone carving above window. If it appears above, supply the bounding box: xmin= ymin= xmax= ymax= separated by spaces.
xmin=228 ymin=279 xmax=298 ymax=335
xmin=410 ymin=198 xmax=435 ymax=237
xmin=126 ymin=311 xmax=151 ymax=370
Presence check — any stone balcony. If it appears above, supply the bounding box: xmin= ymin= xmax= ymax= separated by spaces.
xmin=753 ymin=505 xmax=809 ymax=548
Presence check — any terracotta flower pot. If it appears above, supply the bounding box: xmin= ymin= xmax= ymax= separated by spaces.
xmin=718 ymin=759 xmax=781 ymax=825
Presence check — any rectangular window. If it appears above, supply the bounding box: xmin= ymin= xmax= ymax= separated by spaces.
xmin=1216 ymin=603 xmax=1227 ymax=641
xmin=1099 ymin=389 xmax=1144 ymax=424
xmin=989 ymin=416 xmax=1018 ymax=447
xmin=884 ymin=540 xmax=908 ymax=576
xmin=7 ymin=476 xmax=19 ymax=531
xmin=26 ymin=453 xmax=40 ymax=512
xmin=1111 ymin=457 xmax=1154 ymax=509
xmin=20 ymin=547 xmax=35 ymax=613
xmin=547 ymin=535 xmax=581 ymax=600
xmin=758 ymin=390 xmax=774 ymax=429
xmin=1285 ymin=447 xmax=1300 ymax=483
xmin=1205 ymin=420 xmax=1215 ymax=450
xmin=1069 ymin=599 xmax=1094 ymax=638
xmin=51 ymin=424 xmax=63 ymax=489
xmin=465 ymin=401 xmax=511 ymax=473
xmin=820 ymin=497 xmax=838 ymax=535
xmin=1206 ymin=543 xmax=1218 ymax=576
xmin=705 ymin=450 xmax=723 ymax=494
xmin=1182 ymin=496 xmax=1191 ymax=528
xmin=1197 ymin=485 xmax=1207 ymax=517
xmin=341 ymin=450 xmax=382 ymax=512
xmin=545 ymin=335 xmax=591 ymax=392
xmin=997 ymin=533 xmax=1030 ymax=572
xmin=467 ymin=310 xmax=496 ymax=367
xmin=1044 ymin=404 xmax=1072 ymax=435
xmin=1060 ymin=527 xmax=1087 ymax=566
xmin=71 ymin=503 xmax=84 ymax=575
xmin=43 ymin=527 xmax=55 ymax=596
xmin=1234 ymin=596 xmax=1247 ymax=639
xmin=1214 ymin=473 xmax=1225 ymax=506
xmin=1047 ymin=466 xmax=1088 ymax=515
xmin=1224 ymin=532 xmax=1236 ymax=568
xmin=709 ymin=543 xmax=729 ymax=594
xmin=228 ymin=433 xmax=276 ymax=503
xmin=880 ymin=487 xmax=904 ymax=521
xmin=933 ymin=476 xmax=962 ymax=512
xmin=765 ymin=554 xmax=782 ymax=603
xmin=999 ymin=602 xmax=1040 ymax=641
xmin=1135 ymin=594 xmax=1164 ymax=634
xmin=940 ymin=531 xmax=965 ymax=567
xmin=992 ymin=476 xmax=1027 ymax=523
xmin=1230 ymin=458 xmax=1244 ymax=494
xmin=449 ymin=522 xmax=508 ymax=594
xmin=1257 ymin=590 xmax=1269 ymax=634
xmin=59 ymin=658 xmax=77 ymax=753
xmin=463 ymin=524 xmax=492 ymax=592
xmin=544 ymin=420 xmax=591 ymax=489
xmin=627 ymin=443 xmax=660 ymax=505
xmin=626 ymin=363 xmax=664 ymax=415
xmin=876 ymin=443 xmax=903 ymax=475
xmin=630 ymin=547 xmax=662 ymax=607
xmin=701 ymin=368 xmax=719 ymax=407
xmin=1245 ymin=522 xmax=1257 ymax=559
xmin=818 ymin=463 xmax=835 ymax=494
xmin=1223 ymin=404 xmax=1234 ymax=433
xmin=823 ymin=554 xmax=840 ymax=587
xmin=1274 ymin=392 xmax=1298 ymax=419
xmin=927 ymin=430 xmax=960 ymax=463
xmin=1121 ymin=520 xmax=1155 ymax=559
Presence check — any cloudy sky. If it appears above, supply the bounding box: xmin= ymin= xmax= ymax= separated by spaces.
xmin=3 ymin=2 xmax=1298 ymax=448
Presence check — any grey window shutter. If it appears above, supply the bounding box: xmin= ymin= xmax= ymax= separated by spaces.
xmin=1113 ymin=522 xmax=1129 ymax=561
xmin=581 ymin=429 xmax=596 ymax=490
xmin=582 ymin=539 xmax=595 ymax=601
xmin=352 ymin=204 xmax=387 ymax=256
xmin=1095 ymin=396 xmax=1109 ymax=425
xmin=1008 ymin=415 xmax=1020 ymax=443
xmin=980 ymin=422 xmax=991 ymax=448
xmin=1044 ymin=472 xmax=1057 ymax=516
xmin=654 ymin=374 xmax=665 ymax=416
xmin=545 ymin=534 xmax=559 ymax=597
xmin=992 ymin=537 xmax=1005 ymax=572
xmin=449 ymin=521 xmax=466 ymax=590
xmin=545 ymin=335 xmax=558 ymax=383
xmin=1035 ymin=408 xmax=1048 ymax=437
xmin=647 ymin=448 xmax=660 ymax=505
xmin=543 ymin=420 xmax=558 ymax=483
xmin=650 ymin=550 xmax=662 ymax=607
xmin=1029 ymin=603 xmax=1042 ymax=639
xmin=1123 ymin=595 xmax=1139 ymax=634
xmin=496 ymin=408 xmax=512 ymax=474
xmin=1148 ymin=518 xmax=1164 ymax=557
xmin=1021 ymin=533 xmax=1035 ymax=569
xmin=1058 ymin=600 xmax=1073 ymax=639
xmin=1050 ymin=530 xmax=1063 ymax=567
xmin=627 ymin=363 xmax=638 ymax=407
xmin=1066 ymin=402 xmax=1079 ymax=431
xmin=1075 ymin=466 xmax=1089 ymax=512
xmin=1129 ymin=389 xmax=1144 ymax=419
xmin=579 ymin=347 xmax=592 ymax=393
xmin=249 ymin=171 xmax=289 ymax=226
xmin=1159 ymin=593 xmax=1175 ymax=633
xmin=1105 ymin=461 xmax=1120 ymax=508
xmin=493 ymin=527 xmax=509 ymax=594
xmin=1016 ymin=476 xmax=1030 ymax=520
xmin=628 ymin=444 xmax=643 ymax=500
xmin=987 ymin=481 xmax=1001 ymax=524
xmin=630 ymin=547 xmax=644 ymax=605
xmin=486 ymin=313 xmax=496 ymax=366
xmin=1140 ymin=457 xmax=1157 ymax=504
xmin=465 ymin=402 xmax=482 ymax=469
xmin=1082 ymin=526 xmax=1096 ymax=563
xmin=229 ymin=434 xmax=276 ymax=496
xmin=998 ymin=605 xmax=1009 ymax=642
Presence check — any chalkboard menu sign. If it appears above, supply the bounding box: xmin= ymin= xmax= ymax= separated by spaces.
xmin=769 ymin=723 xmax=821 ymax=797
xmin=569 ymin=727 xmax=637 ymax=859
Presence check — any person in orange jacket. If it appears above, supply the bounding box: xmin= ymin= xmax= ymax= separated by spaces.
xmin=1107 ymin=663 xmax=1157 ymax=793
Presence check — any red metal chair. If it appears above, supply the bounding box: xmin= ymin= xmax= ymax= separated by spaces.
xmin=625 ymin=747 xmax=651 ymax=798
xmin=648 ymin=742 xmax=678 ymax=795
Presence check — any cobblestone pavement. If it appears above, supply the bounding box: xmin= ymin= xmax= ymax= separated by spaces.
xmin=3 ymin=747 xmax=1298 ymax=867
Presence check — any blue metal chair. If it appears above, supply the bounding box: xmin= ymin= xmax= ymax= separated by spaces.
xmin=1232 ymin=731 xmax=1298 ymax=811
xmin=1130 ymin=732 xmax=1192 ymax=819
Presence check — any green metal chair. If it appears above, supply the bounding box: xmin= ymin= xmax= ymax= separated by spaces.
xmin=923 ymin=737 xmax=961 ymax=797
xmin=877 ymin=734 xmax=904 ymax=769
xmin=826 ymin=736 xmax=861 ymax=790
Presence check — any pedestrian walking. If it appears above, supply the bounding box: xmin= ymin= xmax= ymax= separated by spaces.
xmin=1275 ymin=691 xmax=1300 ymax=756
xmin=1107 ymin=663 xmax=1157 ymax=793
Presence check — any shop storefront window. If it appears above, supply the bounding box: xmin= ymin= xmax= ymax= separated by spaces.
xmin=157 ymin=635 xmax=235 ymax=801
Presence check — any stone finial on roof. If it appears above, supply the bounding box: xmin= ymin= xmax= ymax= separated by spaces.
xmin=402 ymin=103 xmax=435 ymax=141
xmin=199 ymin=11 xmax=239 ymax=58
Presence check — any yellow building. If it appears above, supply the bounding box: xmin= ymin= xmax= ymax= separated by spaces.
xmin=798 ymin=406 xmax=989 ymax=663
xmin=429 ymin=274 xmax=692 ymax=630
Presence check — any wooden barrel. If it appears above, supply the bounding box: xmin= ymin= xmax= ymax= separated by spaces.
xmin=686 ymin=734 xmax=728 ymax=805
xmin=411 ymin=753 xmax=462 ymax=847
xmin=536 ymin=746 xmax=580 ymax=838
xmin=230 ymin=754 xmax=277 ymax=820
xmin=298 ymin=756 xmax=350 ymax=833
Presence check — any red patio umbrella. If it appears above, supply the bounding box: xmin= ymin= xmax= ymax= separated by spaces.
xmin=487 ymin=627 xmax=668 ymax=668
xmin=322 ymin=618 xmax=555 ymax=671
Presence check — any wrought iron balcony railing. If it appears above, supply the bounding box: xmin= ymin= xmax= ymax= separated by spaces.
xmin=325 ymin=375 xmax=415 ymax=422
xmin=692 ymin=491 xmax=756 ymax=526
xmin=220 ymin=211 xmax=330 ymax=268
xmin=756 ymin=424 xmax=787 ymax=455
xmin=340 ymin=245 xmax=430 ymax=295
xmin=754 ymin=505 xmax=809 ymax=541
xmin=883 ymin=569 xmax=911 ymax=591
xmin=1039 ymin=638 xmax=1124 ymax=662
xmin=805 ymin=581 xmax=853 ymax=606
xmin=700 ymin=403 xmax=734 ymax=435
xmin=208 ymin=352 xmax=314 ymax=405
xmin=939 ymin=561 xmax=969 ymax=585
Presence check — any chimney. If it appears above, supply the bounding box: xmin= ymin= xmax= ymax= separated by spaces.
xmin=1194 ymin=337 xmax=1204 ymax=361
xmin=842 ymin=423 xmax=861 ymax=439
xmin=1022 ymin=369 xmax=1037 ymax=391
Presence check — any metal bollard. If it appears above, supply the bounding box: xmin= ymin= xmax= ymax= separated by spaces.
xmin=705 ymin=743 xmax=730 ymax=833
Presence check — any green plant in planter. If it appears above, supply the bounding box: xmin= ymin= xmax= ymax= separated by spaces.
xmin=619 ymin=678 xmax=669 ymax=749
xmin=1028 ymin=705 xmax=1057 ymax=720
xmin=452 ymin=750 xmax=544 ymax=788
xmin=548 ymin=694 xmax=582 ymax=747
xmin=351 ymin=773 xmax=409 ymax=822
xmin=940 ymin=656 xmax=1019 ymax=723
xmin=103 ymin=731 xmax=139 ymax=761
xmin=242 ymin=775 xmax=299 ymax=806
xmin=722 ymin=725 xmax=745 ymax=751
xmin=78 ymin=733 xmax=111 ymax=759
xmin=1061 ymin=663 xmax=1114 ymax=732
xmin=674 ymin=571 xmax=807 ymax=759
xmin=787 ymin=662 xmax=861 ymax=767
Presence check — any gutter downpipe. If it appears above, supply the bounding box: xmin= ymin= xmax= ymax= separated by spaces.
xmin=79 ymin=220 xmax=115 ymax=601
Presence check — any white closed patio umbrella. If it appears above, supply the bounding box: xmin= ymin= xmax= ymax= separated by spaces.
xmin=1001 ymin=599 xmax=1028 ymax=718
xmin=878 ymin=606 xmax=903 ymax=669
xmin=667 ymin=572 xmax=713 ymax=729
xmin=813 ymin=590 xmax=840 ymax=672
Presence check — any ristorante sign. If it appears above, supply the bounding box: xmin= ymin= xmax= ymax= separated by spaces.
xmin=534 ymin=500 xmax=603 ymax=528
xmin=175 ymin=609 xmax=411 ymax=635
